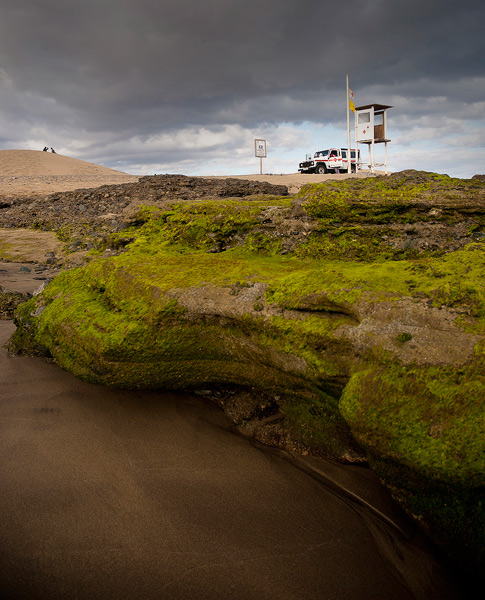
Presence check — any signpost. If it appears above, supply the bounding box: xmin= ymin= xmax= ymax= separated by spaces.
xmin=254 ymin=139 xmax=266 ymax=174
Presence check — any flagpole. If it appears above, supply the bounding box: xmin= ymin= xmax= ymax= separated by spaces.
xmin=346 ymin=74 xmax=351 ymax=174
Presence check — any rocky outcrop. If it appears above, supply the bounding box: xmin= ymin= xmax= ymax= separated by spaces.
xmin=1 ymin=171 xmax=483 ymax=260
xmin=0 ymin=288 xmax=31 ymax=319
xmin=0 ymin=175 xmax=289 ymax=260
xmin=7 ymin=170 xmax=485 ymax=576
xmin=0 ymin=174 xmax=288 ymax=229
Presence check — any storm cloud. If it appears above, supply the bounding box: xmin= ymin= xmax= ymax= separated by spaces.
xmin=0 ymin=0 xmax=483 ymax=176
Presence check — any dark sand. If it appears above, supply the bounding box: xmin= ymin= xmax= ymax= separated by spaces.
xmin=0 ymin=312 xmax=468 ymax=600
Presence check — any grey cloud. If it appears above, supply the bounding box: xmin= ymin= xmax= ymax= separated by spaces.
xmin=0 ymin=0 xmax=483 ymax=175
xmin=2 ymin=1 xmax=482 ymax=121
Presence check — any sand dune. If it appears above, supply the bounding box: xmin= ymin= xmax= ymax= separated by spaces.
xmin=0 ymin=149 xmax=140 ymax=196
xmin=0 ymin=149 xmax=131 ymax=176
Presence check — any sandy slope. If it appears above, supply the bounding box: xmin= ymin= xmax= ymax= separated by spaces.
xmin=0 ymin=149 xmax=140 ymax=196
xmin=0 ymin=149 xmax=132 ymax=176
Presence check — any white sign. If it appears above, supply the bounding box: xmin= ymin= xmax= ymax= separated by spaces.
xmin=254 ymin=139 xmax=267 ymax=158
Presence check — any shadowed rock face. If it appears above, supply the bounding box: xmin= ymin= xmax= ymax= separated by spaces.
xmin=7 ymin=170 xmax=485 ymax=577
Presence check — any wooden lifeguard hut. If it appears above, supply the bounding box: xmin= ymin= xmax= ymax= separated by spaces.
xmin=355 ymin=103 xmax=392 ymax=174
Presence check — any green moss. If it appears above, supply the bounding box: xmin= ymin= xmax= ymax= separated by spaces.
xmin=266 ymin=241 xmax=485 ymax=317
xmin=297 ymin=171 xmax=485 ymax=208
xmin=129 ymin=197 xmax=292 ymax=253
xmin=340 ymin=360 xmax=485 ymax=486
xmin=396 ymin=332 xmax=413 ymax=343
xmin=407 ymin=485 xmax=484 ymax=576
xmin=243 ymin=232 xmax=282 ymax=255
xmin=339 ymin=353 xmax=485 ymax=572
xmin=0 ymin=240 xmax=16 ymax=261
xmin=27 ymin=228 xmax=484 ymax=389
xmin=56 ymin=222 xmax=105 ymax=253
xmin=294 ymin=228 xmax=396 ymax=261
xmin=280 ymin=391 xmax=359 ymax=458
xmin=365 ymin=455 xmax=484 ymax=575
xmin=293 ymin=173 xmax=485 ymax=262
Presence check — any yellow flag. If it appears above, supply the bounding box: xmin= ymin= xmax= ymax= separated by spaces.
xmin=349 ymin=89 xmax=355 ymax=113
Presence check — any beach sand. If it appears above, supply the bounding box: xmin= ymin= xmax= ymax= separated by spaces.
xmin=218 ymin=170 xmax=382 ymax=194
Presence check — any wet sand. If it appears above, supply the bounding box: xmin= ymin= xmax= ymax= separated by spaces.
xmin=0 ymin=316 xmax=467 ymax=600
xmin=0 ymin=261 xmax=61 ymax=295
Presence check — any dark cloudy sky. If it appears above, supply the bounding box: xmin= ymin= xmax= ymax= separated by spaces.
xmin=0 ymin=0 xmax=483 ymax=177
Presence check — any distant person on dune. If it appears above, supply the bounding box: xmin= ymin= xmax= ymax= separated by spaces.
xmin=43 ymin=147 xmax=48 ymax=151
xmin=50 ymin=148 xmax=56 ymax=153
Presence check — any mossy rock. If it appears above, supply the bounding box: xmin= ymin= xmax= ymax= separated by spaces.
xmin=9 ymin=172 xmax=485 ymax=575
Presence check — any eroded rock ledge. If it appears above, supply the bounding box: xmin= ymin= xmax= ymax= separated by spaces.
xmin=6 ymin=170 xmax=485 ymax=576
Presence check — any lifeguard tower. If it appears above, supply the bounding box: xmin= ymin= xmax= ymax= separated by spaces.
xmin=355 ymin=103 xmax=392 ymax=174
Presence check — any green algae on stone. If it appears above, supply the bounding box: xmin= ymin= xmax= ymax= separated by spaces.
xmin=9 ymin=171 xmax=485 ymax=576
xmin=338 ymin=353 xmax=485 ymax=574
xmin=340 ymin=361 xmax=485 ymax=486
xmin=294 ymin=171 xmax=485 ymax=261
xmin=297 ymin=170 xmax=485 ymax=208
xmin=125 ymin=197 xmax=292 ymax=254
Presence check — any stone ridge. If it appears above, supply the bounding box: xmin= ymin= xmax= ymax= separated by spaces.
xmin=0 ymin=171 xmax=484 ymax=262
xmin=0 ymin=174 xmax=288 ymax=238
xmin=0 ymin=174 xmax=288 ymax=223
